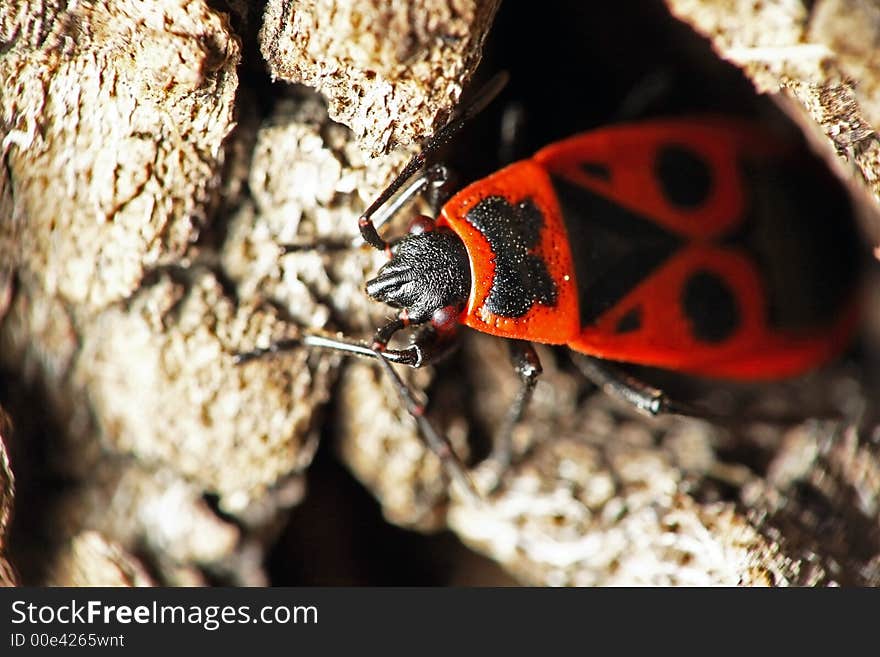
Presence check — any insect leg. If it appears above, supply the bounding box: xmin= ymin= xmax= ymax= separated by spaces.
xmin=358 ymin=72 xmax=509 ymax=250
xmin=281 ymin=163 xmax=450 ymax=253
xmin=373 ymin=164 xmax=450 ymax=235
xmin=234 ymin=331 xmax=479 ymax=501
xmin=573 ymin=355 xmax=703 ymax=417
xmin=489 ymin=340 xmax=542 ymax=472
xmin=367 ymin=343 xmax=479 ymax=502
xmin=614 ymin=70 xmax=673 ymax=121
xmin=233 ymin=333 xmax=421 ymax=367
xmin=279 ymin=240 xmax=353 ymax=254
xmin=373 ymin=317 xmax=408 ymax=348
xmin=498 ymin=101 xmax=527 ymax=166
xmin=232 ymin=338 xmax=304 ymax=365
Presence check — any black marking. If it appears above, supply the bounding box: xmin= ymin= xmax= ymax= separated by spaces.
xmin=655 ymin=145 xmax=713 ymax=209
xmin=580 ymin=162 xmax=612 ymax=181
xmin=465 ymin=196 xmax=557 ymax=318
xmin=551 ymin=140 xmax=862 ymax=345
xmin=550 ymin=176 xmax=684 ymax=326
xmin=727 ymin=156 xmax=861 ymax=330
xmin=682 ymin=270 xmax=740 ymax=343
xmin=615 ymin=307 xmax=642 ymax=334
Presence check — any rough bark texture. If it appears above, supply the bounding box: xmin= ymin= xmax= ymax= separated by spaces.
xmin=666 ymin=0 xmax=880 ymax=225
xmin=0 ymin=0 xmax=336 ymax=584
xmin=260 ymin=0 xmax=502 ymax=155
xmin=46 ymin=531 xmax=154 ymax=588
xmin=1 ymin=0 xmax=879 ymax=586
xmin=0 ymin=407 xmax=15 ymax=586
xmin=0 ymin=0 xmax=482 ymax=585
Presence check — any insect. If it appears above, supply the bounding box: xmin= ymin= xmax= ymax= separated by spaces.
xmin=237 ymin=77 xmax=863 ymax=498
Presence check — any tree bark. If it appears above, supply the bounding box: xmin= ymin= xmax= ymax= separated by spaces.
xmin=0 ymin=0 xmax=878 ymax=586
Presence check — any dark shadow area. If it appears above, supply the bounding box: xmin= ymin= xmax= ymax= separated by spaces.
xmin=267 ymin=433 xmax=516 ymax=585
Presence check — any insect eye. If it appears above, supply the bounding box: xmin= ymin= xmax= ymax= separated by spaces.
xmin=407 ymin=214 xmax=436 ymax=235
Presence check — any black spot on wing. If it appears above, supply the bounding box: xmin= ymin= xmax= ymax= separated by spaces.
xmin=580 ymin=162 xmax=612 ymax=181
xmin=655 ymin=145 xmax=713 ymax=209
xmin=465 ymin=196 xmax=558 ymax=318
xmin=615 ymin=307 xmax=642 ymax=333
xmin=726 ymin=157 xmax=861 ymax=331
xmin=682 ymin=270 xmax=739 ymax=343
xmin=550 ymin=176 xmax=684 ymax=327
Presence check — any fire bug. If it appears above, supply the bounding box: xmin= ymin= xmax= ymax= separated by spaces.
xmin=237 ymin=77 xmax=863 ymax=497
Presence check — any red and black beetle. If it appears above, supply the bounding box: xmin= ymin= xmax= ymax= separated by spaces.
xmin=238 ymin=76 xmax=863 ymax=497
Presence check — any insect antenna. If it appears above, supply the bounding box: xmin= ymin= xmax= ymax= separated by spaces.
xmin=358 ymin=71 xmax=509 ymax=251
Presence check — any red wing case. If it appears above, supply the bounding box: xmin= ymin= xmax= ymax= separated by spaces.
xmin=535 ymin=118 xmax=861 ymax=379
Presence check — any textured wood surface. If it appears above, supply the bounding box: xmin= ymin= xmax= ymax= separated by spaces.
xmin=0 ymin=0 xmax=878 ymax=586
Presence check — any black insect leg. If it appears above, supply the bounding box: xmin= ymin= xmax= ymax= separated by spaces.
xmin=498 ymin=101 xmax=528 ymax=166
xmin=356 ymin=164 xmax=450 ymax=250
xmin=573 ymin=355 xmax=703 ymax=417
xmin=372 ymin=317 xmax=408 ymax=347
xmin=358 ymin=72 xmax=509 ymax=250
xmin=233 ymin=333 xmax=423 ymax=368
xmin=401 ymin=323 xmax=460 ymax=367
xmin=379 ymin=164 xmax=450 ymax=230
xmin=279 ymin=241 xmax=353 ymax=254
xmin=280 ymin=163 xmax=451 ymax=255
xmin=233 ymin=338 xmax=304 ymax=365
xmin=371 ymin=304 xmax=461 ymax=359
xmin=486 ymin=340 xmax=542 ymax=475
xmin=368 ymin=343 xmax=479 ymax=502
xmin=317 ymin=329 xmax=479 ymax=500
xmin=424 ymin=164 xmax=456 ymax=216
xmin=614 ymin=70 xmax=674 ymax=121
xmin=235 ymin=327 xmax=479 ymax=501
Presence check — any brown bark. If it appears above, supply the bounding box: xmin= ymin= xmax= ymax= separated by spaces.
xmin=0 ymin=0 xmax=878 ymax=586
xmin=0 ymin=407 xmax=15 ymax=586
xmin=260 ymin=0 xmax=502 ymax=155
